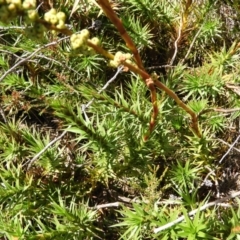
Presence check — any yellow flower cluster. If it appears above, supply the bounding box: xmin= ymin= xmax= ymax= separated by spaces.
xmin=0 ymin=2 xmax=100 ymax=52
xmin=44 ymin=8 xmax=66 ymax=29
xmin=88 ymin=37 xmax=101 ymax=46
xmin=109 ymin=51 xmax=132 ymax=68
xmin=70 ymin=29 xmax=90 ymax=50
xmin=0 ymin=0 xmax=36 ymax=23
xmin=22 ymin=0 xmax=36 ymax=9
xmin=0 ymin=0 xmax=46 ymax=40
xmin=70 ymin=29 xmax=100 ymax=55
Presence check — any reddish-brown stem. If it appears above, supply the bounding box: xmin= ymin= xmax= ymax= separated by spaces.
xmin=144 ymin=78 xmax=159 ymax=141
xmin=87 ymin=40 xmax=115 ymax=59
xmin=154 ymin=80 xmax=201 ymax=137
xmin=118 ymin=62 xmax=202 ymax=138
xmin=97 ymin=0 xmax=144 ymax=70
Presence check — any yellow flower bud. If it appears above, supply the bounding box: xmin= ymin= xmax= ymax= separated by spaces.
xmin=70 ymin=33 xmax=78 ymax=42
xmin=109 ymin=60 xmax=120 ymax=68
xmin=56 ymin=20 xmax=66 ymax=29
xmin=48 ymin=8 xmax=57 ymax=15
xmin=80 ymin=29 xmax=90 ymax=40
xmin=12 ymin=0 xmax=21 ymax=7
xmin=89 ymin=37 xmax=100 ymax=46
xmin=49 ymin=15 xmax=58 ymax=24
xmin=70 ymin=34 xmax=85 ymax=49
xmin=22 ymin=0 xmax=36 ymax=9
xmin=115 ymin=51 xmax=123 ymax=59
xmin=125 ymin=53 xmax=132 ymax=59
xmin=27 ymin=10 xmax=39 ymax=21
xmin=56 ymin=12 xmax=66 ymax=22
xmin=44 ymin=8 xmax=57 ymax=22
xmin=8 ymin=3 xmax=16 ymax=12
xmin=114 ymin=51 xmax=125 ymax=65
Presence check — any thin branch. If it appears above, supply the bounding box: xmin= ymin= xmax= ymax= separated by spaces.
xmin=93 ymin=197 xmax=223 ymax=210
xmin=0 ymin=26 xmax=26 ymax=30
xmin=0 ymin=50 xmax=29 ymax=62
xmin=81 ymin=66 xmax=123 ymax=120
xmin=219 ymin=134 xmax=240 ymax=163
xmin=145 ymin=65 xmax=193 ymax=70
xmin=118 ymin=196 xmax=183 ymax=205
xmin=0 ymin=104 xmax=7 ymax=123
xmin=25 ymin=128 xmax=69 ymax=169
xmin=0 ymin=36 xmax=69 ymax=83
xmin=153 ymin=191 xmax=240 ymax=234
xmin=92 ymin=66 xmax=123 ymax=97
xmin=92 ymin=202 xmax=121 ymax=210
xmin=146 ymin=65 xmax=179 ymax=70
xmin=169 ymin=16 xmax=183 ymax=66
xmin=201 ymin=135 xmax=240 ymax=187
xmin=217 ymin=138 xmax=240 ymax=153
xmin=214 ymin=108 xmax=240 ymax=113
xmin=181 ymin=24 xmax=204 ymax=64
xmin=216 ymin=203 xmax=232 ymax=207
xmin=35 ymin=54 xmax=82 ymax=77
xmin=199 ymin=107 xmax=240 ymax=117
xmin=88 ymin=44 xmax=201 ymax=138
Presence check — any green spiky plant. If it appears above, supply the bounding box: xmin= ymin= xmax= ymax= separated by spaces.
xmin=1 ymin=0 xmax=240 ymax=239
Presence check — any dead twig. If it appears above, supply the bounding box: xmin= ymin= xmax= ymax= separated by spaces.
xmin=0 ymin=36 xmax=69 ymax=83
xmin=153 ymin=190 xmax=240 ymax=234
xmin=217 ymin=138 xmax=240 ymax=153
xmin=201 ymin=135 xmax=240 ymax=189
xmin=92 ymin=202 xmax=121 ymax=210
xmin=181 ymin=24 xmax=204 ymax=64
xmin=81 ymin=66 xmax=123 ymax=121
xmin=24 ymin=128 xmax=69 ymax=169
xmin=0 ymin=104 xmax=7 ymax=123
xmin=169 ymin=15 xmax=183 ymax=65
xmin=219 ymin=134 xmax=240 ymax=163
